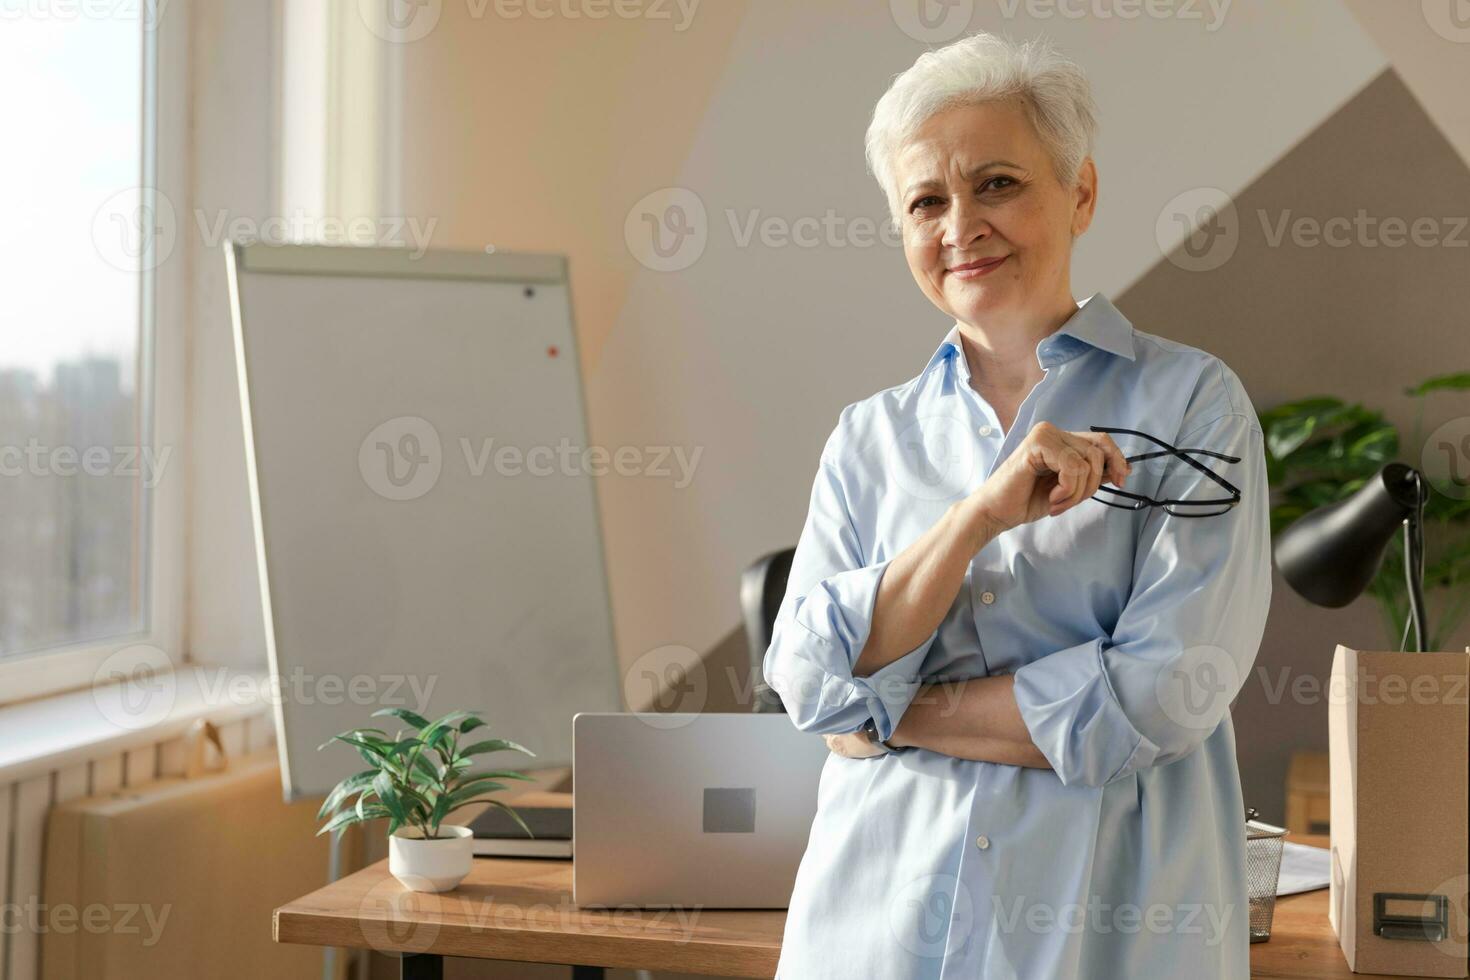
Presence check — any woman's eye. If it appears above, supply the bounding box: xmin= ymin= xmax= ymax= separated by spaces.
xmin=982 ymin=176 xmax=1015 ymax=192
xmin=909 ymin=195 xmax=942 ymax=213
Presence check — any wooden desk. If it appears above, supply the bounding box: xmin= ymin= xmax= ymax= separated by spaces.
xmin=276 ymin=789 xmax=781 ymax=978
xmin=276 ymin=815 xmax=1374 ymax=979
xmin=1254 ymin=836 xmax=1400 ymax=979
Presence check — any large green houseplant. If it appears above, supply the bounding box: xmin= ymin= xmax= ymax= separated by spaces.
xmin=317 ymin=707 xmax=536 ymax=892
xmin=1262 ymin=371 xmax=1470 ymax=651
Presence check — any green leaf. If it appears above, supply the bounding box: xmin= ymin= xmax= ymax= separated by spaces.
xmin=316 ymin=728 xmax=390 ymax=751
xmin=317 ymin=770 xmax=378 ymax=820
xmin=317 ymin=803 xmax=389 ymax=836
xmin=458 ymin=738 xmax=536 ymax=759
xmin=1346 ymin=427 xmax=1398 ymax=463
xmin=479 ymin=800 xmax=534 ymax=839
xmin=1266 ymin=415 xmax=1317 ymax=461
xmin=425 ymin=710 xmax=475 ymax=731
xmin=333 ymin=734 xmax=392 ymax=756
xmin=386 ymin=738 xmax=424 ymax=759
xmin=446 ymin=775 xmax=510 ymax=799
xmin=458 ymin=769 xmax=535 ymax=784
xmin=372 ymin=707 xmax=431 ymax=731
xmin=459 ymin=716 xmax=487 ymax=735
xmin=411 ymin=754 xmax=441 ymax=782
xmin=1404 ymin=372 xmax=1470 ymax=397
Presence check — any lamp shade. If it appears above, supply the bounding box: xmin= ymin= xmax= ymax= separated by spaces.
xmin=1273 ymin=463 xmax=1421 ymax=607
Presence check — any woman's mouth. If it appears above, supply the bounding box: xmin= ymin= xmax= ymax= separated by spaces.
xmin=947 ymin=255 xmax=1008 ymax=280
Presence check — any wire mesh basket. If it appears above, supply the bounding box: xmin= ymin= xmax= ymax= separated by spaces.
xmin=1245 ymin=807 xmax=1288 ymax=943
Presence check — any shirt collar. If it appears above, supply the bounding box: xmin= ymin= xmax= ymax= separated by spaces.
xmin=922 ymin=292 xmax=1136 ymax=383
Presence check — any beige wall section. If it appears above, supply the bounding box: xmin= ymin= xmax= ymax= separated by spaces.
xmin=396 ymin=0 xmax=750 ymax=370
xmin=1118 ymin=68 xmax=1470 ymax=820
xmin=1344 ymin=0 xmax=1470 ymax=170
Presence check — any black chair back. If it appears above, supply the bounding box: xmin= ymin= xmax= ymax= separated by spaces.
xmin=740 ymin=547 xmax=795 ymax=712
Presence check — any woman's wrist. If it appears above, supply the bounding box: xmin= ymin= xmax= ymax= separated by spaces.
xmin=951 ymin=496 xmax=1007 ymax=553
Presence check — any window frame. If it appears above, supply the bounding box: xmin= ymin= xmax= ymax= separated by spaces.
xmin=0 ymin=6 xmax=188 ymax=706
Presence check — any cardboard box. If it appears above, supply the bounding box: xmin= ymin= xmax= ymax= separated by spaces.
xmin=1328 ymin=644 xmax=1469 ymax=977
xmin=43 ymin=751 xmax=361 ymax=980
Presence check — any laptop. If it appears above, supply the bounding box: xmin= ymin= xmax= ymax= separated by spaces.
xmin=572 ymin=712 xmax=829 ymax=908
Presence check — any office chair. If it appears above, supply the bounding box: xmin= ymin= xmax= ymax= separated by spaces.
xmin=740 ymin=547 xmax=795 ymax=713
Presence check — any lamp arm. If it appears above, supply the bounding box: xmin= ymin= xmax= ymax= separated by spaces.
xmin=1403 ymin=471 xmax=1429 ymax=653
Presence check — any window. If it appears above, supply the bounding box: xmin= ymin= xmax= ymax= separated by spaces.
xmin=0 ymin=11 xmax=167 ymax=679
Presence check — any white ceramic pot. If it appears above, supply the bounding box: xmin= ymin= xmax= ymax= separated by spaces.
xmin=388 ymin=825 xmax=474 ymax=892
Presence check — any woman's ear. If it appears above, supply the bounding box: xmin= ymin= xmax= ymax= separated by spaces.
xmin=1071 ymin=156 xmax=1098 ymax=239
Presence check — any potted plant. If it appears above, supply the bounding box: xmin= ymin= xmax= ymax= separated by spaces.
xmin=317 ymin=708 xmax=537 ymax=892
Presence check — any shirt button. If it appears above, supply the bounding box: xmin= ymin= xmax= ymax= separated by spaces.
xmin=975 ymin=835 xmax=990 ymax=850
xmin=980 ymin=591 xmax=995 ymax=605
xmin=978 ymin=424 xmax=994 ymax=437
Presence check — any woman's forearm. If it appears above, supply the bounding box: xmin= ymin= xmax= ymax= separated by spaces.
xmin=852 ymin=496 xmax=1002 ymax=677
xmin=888 ymin=674 xmax=1052 ymax=769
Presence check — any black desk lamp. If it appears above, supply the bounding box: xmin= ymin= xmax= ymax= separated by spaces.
xmin=1272 ymin=463 xmax=1431 ymax=651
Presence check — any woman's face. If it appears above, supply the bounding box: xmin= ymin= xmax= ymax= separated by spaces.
xmin=893 ymin=98 xmax=1096 ymax=332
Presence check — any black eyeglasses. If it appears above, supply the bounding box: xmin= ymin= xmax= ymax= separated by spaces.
xmin=1088 ymin=425 xmax=1241 ymax=518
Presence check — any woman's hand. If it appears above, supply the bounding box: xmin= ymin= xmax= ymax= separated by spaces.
xmin=824 ymin=731 xmax=886 ymax=759
xmin=970 ymin=421 xmax=1131 ymax=532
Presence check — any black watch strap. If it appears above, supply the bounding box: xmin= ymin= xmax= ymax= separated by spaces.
xmin=861 ymin=717 xmax=897 ymax=754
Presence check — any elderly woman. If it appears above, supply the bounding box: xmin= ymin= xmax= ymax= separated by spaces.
xmin=761 ymin=31 xmax=1272 ymax=979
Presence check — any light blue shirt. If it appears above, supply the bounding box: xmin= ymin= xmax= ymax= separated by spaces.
xmin=763 ymin=293 xmax=1273 ymax=979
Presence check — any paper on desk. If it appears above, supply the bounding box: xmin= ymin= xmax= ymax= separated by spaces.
xmin=1276 ymin=840 xmax=1331 ymax=896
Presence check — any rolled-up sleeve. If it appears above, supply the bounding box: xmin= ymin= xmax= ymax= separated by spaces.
xmin=762 ymin=445 xmax=938 ymax=740
xmin=1011 ymin=409 xmax=1273 ymax=787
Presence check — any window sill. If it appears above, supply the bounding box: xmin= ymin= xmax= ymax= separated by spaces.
xmin=0 ymin=664 xmax=272 ymax=784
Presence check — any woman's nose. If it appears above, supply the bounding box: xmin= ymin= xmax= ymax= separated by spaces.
xmin=940 ymin=198 xmax=990 ymax=251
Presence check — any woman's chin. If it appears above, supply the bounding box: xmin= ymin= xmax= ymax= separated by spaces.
xmin=945 ymin=279 xmax=1015 ymax=323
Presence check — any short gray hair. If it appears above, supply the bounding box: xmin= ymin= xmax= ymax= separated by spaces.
xmin=864 ymin=32 xmax=1099 ymax=224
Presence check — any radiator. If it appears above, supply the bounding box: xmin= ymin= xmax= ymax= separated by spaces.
xmin=0 ymin=714 xmax=272 ymax=980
